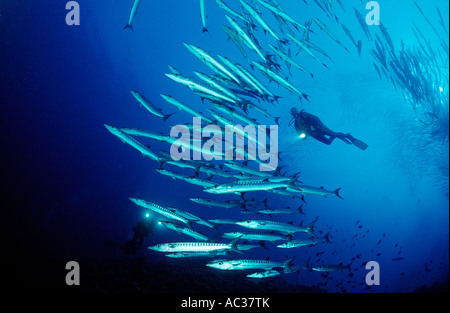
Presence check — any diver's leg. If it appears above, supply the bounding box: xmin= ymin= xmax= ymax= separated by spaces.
xmin=333 ymin=132 xmax=352 ymax=144
xmin=314 ymin=134 xmax=334 ymax=145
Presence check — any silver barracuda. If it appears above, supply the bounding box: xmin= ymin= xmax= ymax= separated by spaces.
xmin=222 ymin=162 xmax=273 ymax=177
xmin=204 ymin=177 xmax=296 ymax=196
xmin=239 ymin=0 xmax=285 ymax=43
xmin=104 ymin=124 xmax=162 ymax=164
xmin=255 ymin=0 xmax=308 ymax=31
xmin=160 ymin=94 xmax=214 ymax=124
xmin=222 ymin=25 xmax=252 ymax=64
xmin=158 ymin=220 xmax=209 ymax=241
xmin=190 ymin=198 xmax=237 ymax=209
xmin=225 ymin=15 xmax=268 ymax=63
xmin=124 ymin=0 xmax=141 ymax=31
xmin=310 ymin=263 xmax=351 ymax=273
xmin=247 ymin=205 xmax=304 ymax=216
xmin=194 ymin=71 xmax=242 ymax=103
xmin=208 ymin=218 xmax=240 ymax=225
xmin=129 ymin=198 xmax=192 ymax=226
xmin=155 ymin=169 xmax=191 ymax=181
xmin=165 ymin=252 xmax=218 ymax=258
xmin=200 ymin=0 xmax=208 ymax=33
xmin=165 ymin=73 xmax=240 ymax=106
xmin=287 ymin=33 xmax=328 ymax=69
xmin=251 ymin=61 xmax=309 ymax=101
xmin=312 ymin=17 xmax=350 ymax=53
xmin=267 ymin=44 xmax=314 ymax=78
xmin=217 ymin=55 xmax=279 ymax=102
xmin=120 ymin=127 xmax=176 ymax=144
xmin=210 ymin=102 xmax=259 ymax=127
xmin=168 ymin=207 xmax=216 ymax=229
xmin=247 ymin=269 xmax=282 ymax=278
xmin=148 ymin=238 xmax=243 ymax=254
xmin=222 ymin=231 xmax=289 ymax=243
xmin=286 ymin=184 xmax=343 ymax=199
xmin=216 ymin=55 xmax=264 ymax=95
xmin=130 ymin=90 xmax=173 ymax=121
xmin=277 ymin=232 xmax=331 ymax=249
xmin=216 ymin=0 xmax=252 ymax=24
xmin=184 ymin=43 xmax=241 ymax=85
xmin=206 ymin=257 xmax=295 ymax=273
xmin=183 ymin=176 xmax=218 ymax=188
xmin=235 ymin=218 xmax=317 ymax=236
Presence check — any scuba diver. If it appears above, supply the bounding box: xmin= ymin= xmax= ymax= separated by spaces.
xmin=289 ymin=108 xmax=369 ymax=150
xmin=122 ymin=215 xmax=157 ymax=255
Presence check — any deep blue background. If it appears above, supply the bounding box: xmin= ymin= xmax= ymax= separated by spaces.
xmin=0 ymin=0 xmax=448 ymax=293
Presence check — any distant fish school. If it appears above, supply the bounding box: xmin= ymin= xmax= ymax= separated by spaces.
xmin=110 ymin=0 xmax=441 ymax=280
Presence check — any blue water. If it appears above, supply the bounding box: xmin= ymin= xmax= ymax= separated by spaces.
xmin=1 ymin=0 xmax=448 ymax=293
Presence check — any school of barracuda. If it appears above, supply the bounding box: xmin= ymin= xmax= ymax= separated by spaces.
xmin=107 ymin=0 xmax=449 ymax=281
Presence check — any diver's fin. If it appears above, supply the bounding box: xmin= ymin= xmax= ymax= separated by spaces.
xmin=351 ymin=138 xmax=369 ymax=151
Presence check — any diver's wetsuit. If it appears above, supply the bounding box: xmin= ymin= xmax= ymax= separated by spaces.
xmin=292 ymin=109 xmax=362 ymax=147
xmin=123 ymin=218 xmax=156 ymax=254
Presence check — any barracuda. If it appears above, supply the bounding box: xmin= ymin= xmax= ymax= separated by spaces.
xmin=200 ymin=0 xmax=207 ymax=33
xmin=277 ymin=232 xmax=331 ymax=249
xmin=248 ymin=205 xmax=304 ymax=216
xmin=160 ymin=94 xmax=214 ymax=124
xmin=312 ymin=17 xmax=350 ymax=53
xmin=251 ymin=61 xmax=309 ymax=101
xmin=158 ymin=221 xmax=209 ymax=241
xmin=124 ymin=0 xmax=141 ymax=32
xmin=183 ymin=176 xmax=218 ymax=188
xmin=120 ymin=127 xmax=176 ymax=144
xmin=247 ymin=270 xmax=282 ymax=278
xmin=286 ymin=184 xmax=344 ymax=199
xmin=222 ymin=162 xmax=273 ymax=178
xmin=204 ymin=177 xmax=295 ymax=196
xmin=194 ymin=71 xmax=242 ymax=103
xmin=287 ymin=33 xmax=328 ymax=69
xmin=148 ymin=238 xmax=243 ymax=254
xmin=217 ymin=55 xmax=279 ymax=102
xmin=222 ymin=26 xmax=252 ymax=64
xmin=210 ymin=102 xmax=259 ymax=127
xmin=104 ymin=124 xmax=162 ymax=164
xmin=130 ymin=90 xmax=174 ymax=121
xmin=169 ymin=207 xmax=216 ymax=229
xmin=206 ymin=257 xmax=295 ymax=273
xmin=184 ymin=43 xmax=241 ymax=85
xmin=190 ymin=198 xmax=237 ymax=209
xmin=165 ymin=73 xmax=239 ymax=106
xmin=155 ymin=168 xmax=191 ymax=181
xmin=267 ymin=44 xmax=314 ymax=78
xmin=240 ymin=0 xmax=285 ymax=43
xmin=222 ymin=231 xmax=289 ymax=243
xmin=129 ymin=198 xmax=192 ymax=226
xmin=255 ymin=0 xmax=308 ymax=31
xmin=225 ymin=15 xmax=268 ymax=63
xmin=216 ymin=0 xmax=252 ymax=24
xmin=208 ymin=218 xmax=239 ymax=225
xmin=236 ymin=218 xmax=317 ymax=236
